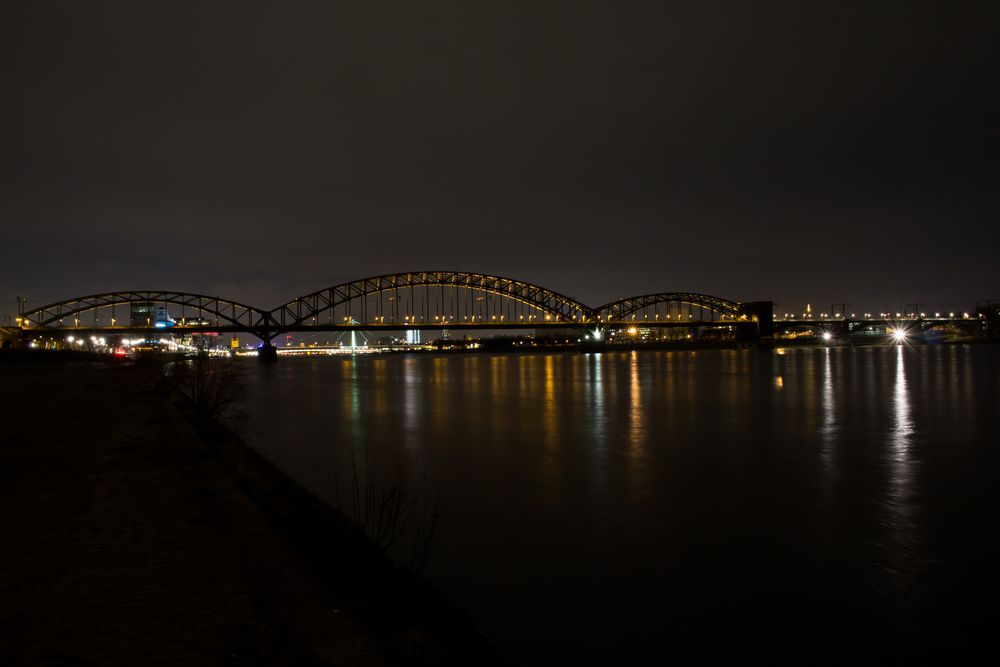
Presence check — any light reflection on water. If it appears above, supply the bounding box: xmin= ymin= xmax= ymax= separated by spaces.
xmin=893 ymin=345 xmax=914 ymax=457
xmin=882 ymin=346 xmax=921 ymax=607
xmin=237 ymin=345 xmax=1000 ymax=664
xmin=820 ymin=348 xmax=836 ymax=456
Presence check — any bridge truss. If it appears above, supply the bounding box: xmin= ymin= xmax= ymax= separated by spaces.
xmin=19 ymin=291 xmax=274 ymax=339
xmin=594 ymin=292 xmax=744 ymax=324
xmin=270 ymin=271 xmax=592 ymax=330
xmin=16 ymin=273 xmax=759 ymax=341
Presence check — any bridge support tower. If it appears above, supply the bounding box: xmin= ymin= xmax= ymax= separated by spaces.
xmin=737 ymin=301 xmax=774 ymax=348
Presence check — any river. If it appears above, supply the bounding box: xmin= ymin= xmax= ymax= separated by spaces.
xmin=233 ymin=344 xmax=1000 ymax=664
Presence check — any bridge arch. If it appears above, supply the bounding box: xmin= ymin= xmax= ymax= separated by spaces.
xmin=20 ymin=291 xmax=273 ymax=335
xmin=270 ymin=271 xmax=592 ymax=329
xmin=594 ymin=292 xmax=743 ymax=323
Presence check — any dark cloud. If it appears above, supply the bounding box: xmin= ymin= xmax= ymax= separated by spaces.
xmin=3 ymin=1 xmax=999 ymax=317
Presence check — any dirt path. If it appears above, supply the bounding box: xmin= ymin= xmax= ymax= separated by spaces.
xmin=0 ymin=362 xmax=386 ymax=665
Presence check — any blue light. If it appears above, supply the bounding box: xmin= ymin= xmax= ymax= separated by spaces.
xmin=154 ymin=322 xmax=167 ymax=328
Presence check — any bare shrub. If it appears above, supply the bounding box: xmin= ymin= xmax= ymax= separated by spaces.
xmin=172 ymin=353 xmax=247 ymax=419
xmin=332 ymin=440 xmax=446 ymax=573
xmin=408 ymin=493 xmax=445 ymax=574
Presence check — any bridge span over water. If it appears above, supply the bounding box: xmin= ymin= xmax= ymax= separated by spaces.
xmin=12 ymin=271 xmax=774 ymax=346
xmin=14 ymin=271 xmax=985 ymax=359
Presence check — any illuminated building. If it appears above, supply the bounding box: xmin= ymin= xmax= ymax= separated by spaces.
xmin=130 ymin=302 xmax=154 ymax=326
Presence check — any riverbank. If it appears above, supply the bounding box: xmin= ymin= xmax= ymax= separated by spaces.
xmin=0 ymin=358 xmax=514 ymax=665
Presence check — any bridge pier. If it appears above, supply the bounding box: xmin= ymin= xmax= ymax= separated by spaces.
xmin=736 ymin=301 xmax=774 ymax=348
xmin=734 ymin=323 xmax=758 ymax=346
xmin=257 ymin=343 xmax=278 ymax=363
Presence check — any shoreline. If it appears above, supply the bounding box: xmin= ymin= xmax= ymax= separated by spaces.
xmin=0 ymin=358 xmax=517 ymax=665
xmin=168 ymin=374 xmax=517 ymax=666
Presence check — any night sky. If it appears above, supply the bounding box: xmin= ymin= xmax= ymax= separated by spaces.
xmin=3 ymin=1 xmax=998 ymax=320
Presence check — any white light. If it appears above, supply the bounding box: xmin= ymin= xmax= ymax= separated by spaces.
xmin=67 ymin=336 xmax=75 ymax=343
xmin=892 ymin=330 xmax=906 ymax=342
xmin=822 ymin=332 xmax=832 ymax=342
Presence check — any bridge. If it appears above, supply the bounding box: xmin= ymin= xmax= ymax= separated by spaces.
xmin=11 ymin=271 xmax=990 ymax=359
xmin=10 ymin=271 xmax=775 ymax=358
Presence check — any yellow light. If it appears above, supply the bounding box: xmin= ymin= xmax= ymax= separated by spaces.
xmin=627 ymin=326 xmax=638 ymax=336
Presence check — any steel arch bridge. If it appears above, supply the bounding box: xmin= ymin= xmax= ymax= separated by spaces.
xmin=15 ymin=272 xmax=766 ymax=342
xmin=18 ymin=291 xmax=274 ymax=339
xmin=593 ymin=292 xmax=744 ymax=323
xmin=270 ymin=271 xmax=592 ymax=330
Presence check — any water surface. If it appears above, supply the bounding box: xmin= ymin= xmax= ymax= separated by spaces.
xmin=236 ymin=345 xmax=1000 ymax=663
